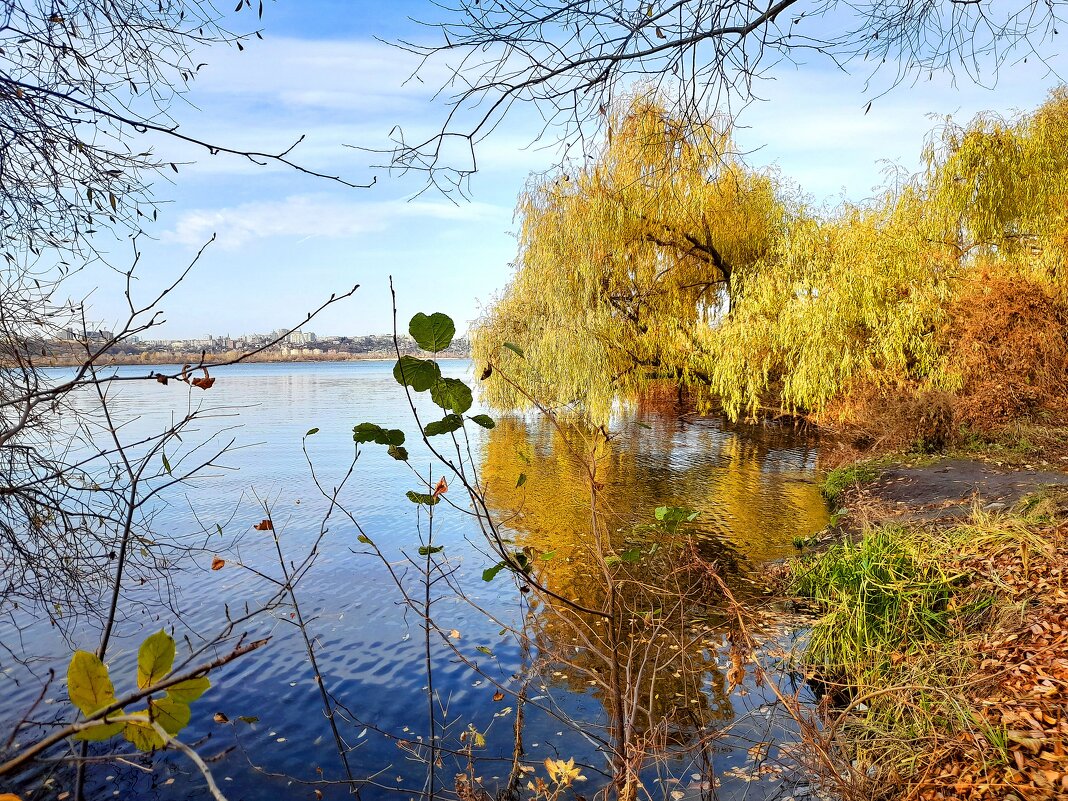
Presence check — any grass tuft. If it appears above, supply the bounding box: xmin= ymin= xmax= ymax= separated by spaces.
xmin=819 ymin=463 xmax=879 ymax=504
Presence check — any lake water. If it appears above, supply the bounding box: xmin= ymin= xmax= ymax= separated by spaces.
xmin=0 ymin=360 xmax=829 ymax=800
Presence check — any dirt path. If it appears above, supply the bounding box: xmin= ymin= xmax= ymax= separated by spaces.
xmin=851 ymin=458 xmax=1068 ymax=523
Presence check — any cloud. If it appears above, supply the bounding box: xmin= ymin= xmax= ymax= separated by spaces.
xmin=733 ymin=55 xmax=1068 ymax=201
xmin=162 ymin=194 xmax=512 ymax=249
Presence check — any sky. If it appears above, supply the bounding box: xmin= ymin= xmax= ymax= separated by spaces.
xmin=70 ymin=1 xmax=1068 ymax=339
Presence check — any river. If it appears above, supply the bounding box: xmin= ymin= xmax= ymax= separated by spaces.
xmin=0 ymin=360 xmax=829 ymax=800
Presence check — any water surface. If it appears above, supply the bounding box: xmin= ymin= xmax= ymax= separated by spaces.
xmin=0 ymin=361 xmax=828 ymax=800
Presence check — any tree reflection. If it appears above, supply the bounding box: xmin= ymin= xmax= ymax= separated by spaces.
xmin=479 ymin=413 xmax=827 ymax=797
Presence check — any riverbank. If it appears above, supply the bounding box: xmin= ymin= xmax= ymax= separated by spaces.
xmin=787 ymin=455 xmax=1068 ymax=800
xmin=29 ymin=350 xmax=470 ymax=367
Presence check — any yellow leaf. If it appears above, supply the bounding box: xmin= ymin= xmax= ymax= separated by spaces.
xmin=150 ymin=696 xmax=191 ymax=735
xmin=67 ymin=651 xmax=117 ymax=717
xmin=137 ymin=629 xmax=175 ymax=689
xmin=167 ymin=676 xmax=210 ymax=703
xmin=124 ymin=715 xmax=164 ymax=751
xmin=73 ymin=720 xmax=124 ymax=742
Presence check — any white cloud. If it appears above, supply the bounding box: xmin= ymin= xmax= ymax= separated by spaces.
xmin=734 ymin=55 xmax=1068 ymax=201
xmin=162 ymin=194 xmax=512 ymax=249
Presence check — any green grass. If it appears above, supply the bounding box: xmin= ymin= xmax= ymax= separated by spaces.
xmin=819 ymin=462 xmax=879 ymax=504
xmin=792 ymin=527 xmax=963 ymax=683
xmin=1013 ymin=485 xmax=1068 ymax=524
xmin=788 ymin=511 xmax=1050 ymax=786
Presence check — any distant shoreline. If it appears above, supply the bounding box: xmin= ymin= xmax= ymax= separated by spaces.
xmin=30 ymin=352 xmax=472 ymax=369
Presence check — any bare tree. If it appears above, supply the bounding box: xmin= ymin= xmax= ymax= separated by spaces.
xmin=0 ymin=0 xmax=373 ymax=256
xmin=388 ymin=0 xmax=1066 ymax=190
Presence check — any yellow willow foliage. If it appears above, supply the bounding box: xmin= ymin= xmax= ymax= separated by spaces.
xmin=475 ymin=89 xmax=1068 ymax=422
xmin=472 ymin=93 xmax=786 ymax=421
xmin=698 ymin=191 xmax=958 ymax=418
xmin=923 ymin=87 xmax=1068 ymax=290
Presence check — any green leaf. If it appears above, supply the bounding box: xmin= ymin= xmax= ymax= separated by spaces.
xmin=137 ymin=629 xmax=176 ymax=690
xmin=68 ymin=650 xmax=118 ymax=717
xmin=409 ymin=312 xmax=456 ymax=352
xmin=387 ymin=444 xmax=409 ymax=461
xmin=418 ymin=545 xmax=445 ymax=556
xmin=151 ymin=696 xmax=191 ymax=735
xmin=424 ymin=414 xmax=464 ymax=437
xmin=124 ymin=715 xmax=163 ymax=751
xmin=406 ymin=490 xmax=440 ymax=506
xmin=357 ymin=534 xmax=374 ymax=545
xmin=305 ymin=427 xmax=319 ymax=436
xmin=430 ymin=378 xmax=473 ymax=414
xmin=475 ymin=646 xmax=494 ymax=657
xmin=516 ymin=473 xmax=527 ymax=488
xmin=604 ymin=555 xmax=621 ymax=566
xmin=636 ymin=422 xmax=652 ymax=430
xmin=469 ymin=414 xmax=495 ymax=429
xmin=654 ymin=506 xmax=699 ymax=524
xmin=503 ymin=342 xmax=525 ymax=358
xmin=238 ymin=715 xmax=259 ymax=725
xmin=620 ymin=547 xmax=643 ymax=563
xmin=166 ymin=676 xmax=210 ymax=703
xmin=540 ymin=549 xmax=557 ymax=561
xmin=161 ymin=452 xmax=172 ymax=475
xmin=352 ymin=422 xmax=406 ymax=446
xmin=482 ymin=561 xmax=508 ymax=582
xmin=352 ymin=422 xmax=383 ymax=443
xmin=393 ymin=356 xmax=441 ymax=391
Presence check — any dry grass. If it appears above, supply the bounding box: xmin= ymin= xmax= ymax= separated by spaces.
xmin=790 ymin=503 xmax=1068 ymax=800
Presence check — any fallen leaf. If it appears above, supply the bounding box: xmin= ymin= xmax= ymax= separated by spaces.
xmin=449 ymin=629 xmax=461 ymax=639
xmin=211 ymin=556 xmax=224 ymax=571
xmin=253 ymin=519 xmax=274 ymax=531
xmin=213 ymin=712 xmax=229 ymax=723
xmin=493 ymin=691 xmax=505 ymax=702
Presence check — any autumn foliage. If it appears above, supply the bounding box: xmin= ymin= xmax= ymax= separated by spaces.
xmin=472 ymin=88 xmax=1068 ymax=452
xmin=942 ymin=276 xmax=1068 ymax=433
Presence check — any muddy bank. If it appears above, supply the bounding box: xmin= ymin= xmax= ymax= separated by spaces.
xmin=849 ymin=458 xmax=1068 ymax=524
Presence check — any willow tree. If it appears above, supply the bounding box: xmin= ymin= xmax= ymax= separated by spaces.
xmin=698 ymin=189 xmax=958 ymax=419
xmin=473 ymin=94 xmax=786 ymax=421
xmin=922 ymin=87 xmax=1068 ymax=291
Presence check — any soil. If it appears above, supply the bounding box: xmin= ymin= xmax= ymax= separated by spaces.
xmin=846 ymin=458 xmax=1068 ymax=524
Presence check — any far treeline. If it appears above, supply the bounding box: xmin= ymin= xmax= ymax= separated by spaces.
xmin=473 ymin=89 xmax=1068 ymax=451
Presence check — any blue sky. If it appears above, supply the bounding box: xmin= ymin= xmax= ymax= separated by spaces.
xmin=74 ymin=2 xmax=1068 ymax=339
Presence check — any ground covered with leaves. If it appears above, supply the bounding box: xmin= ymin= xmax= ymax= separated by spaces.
xmin=790 ymin=473 xmax=1068 ymax=801
xmin=919 ymin=522 xmax=1068 ymax=800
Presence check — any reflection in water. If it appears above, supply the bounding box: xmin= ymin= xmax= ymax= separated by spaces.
xmin=479 ymin=413 xmax=828 ymax=796
xmin=0 ymin=365 xmax=830 ymax=801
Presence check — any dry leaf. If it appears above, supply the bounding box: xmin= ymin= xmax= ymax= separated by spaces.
xmin=210 ymin=556 xmax=224 ymax=571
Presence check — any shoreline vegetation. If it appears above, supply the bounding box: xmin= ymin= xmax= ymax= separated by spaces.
xmin=458 ymin=86 xmax=1068 ymax=798
xmin=785 ymin=453 xmax=1068 ymax=800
